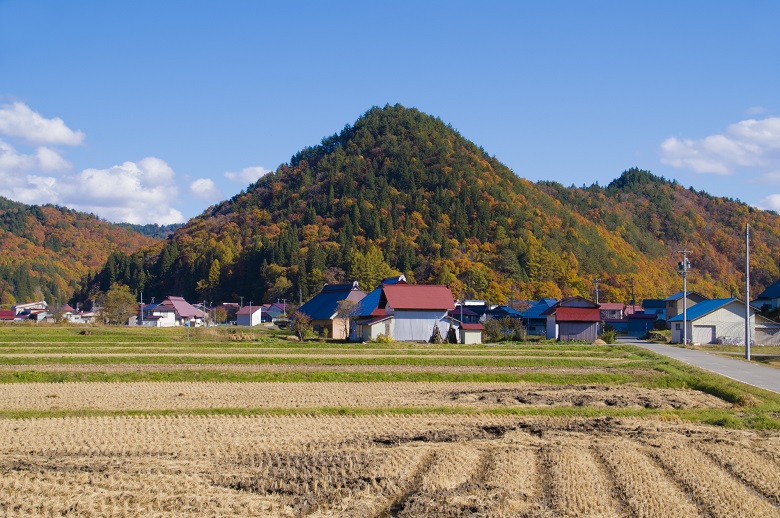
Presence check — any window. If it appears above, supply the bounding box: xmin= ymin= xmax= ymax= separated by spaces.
xmin=675 ymin=324 xmax=681 ymax=330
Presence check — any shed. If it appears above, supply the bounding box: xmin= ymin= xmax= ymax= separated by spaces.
xmin=460 ymin=322 xmax=484 ymax=344
xmin=543 ymin=296 xmax=601 ymax=342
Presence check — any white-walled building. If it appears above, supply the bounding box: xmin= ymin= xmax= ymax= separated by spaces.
xmin=668 ymin=298 xmax=780 ymax=345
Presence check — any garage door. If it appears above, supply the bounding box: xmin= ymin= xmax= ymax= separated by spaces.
xmin=692 ymin=325 xmax=716 ymax=345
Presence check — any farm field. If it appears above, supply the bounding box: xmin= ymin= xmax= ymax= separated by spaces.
xmin=1 ymin=325 xmax=780 ymax=516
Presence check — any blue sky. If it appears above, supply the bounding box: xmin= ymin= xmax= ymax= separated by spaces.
xmin=1 ymin=1 xmax=778 ymax=224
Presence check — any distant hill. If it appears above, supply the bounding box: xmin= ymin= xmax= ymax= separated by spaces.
xmin=0 ymin=197 xmax=157 ymax=305
xmin=115 ymin=222 xmax=183 ymax=239
xmin=76 ymin=105 xmax=780 ymax=306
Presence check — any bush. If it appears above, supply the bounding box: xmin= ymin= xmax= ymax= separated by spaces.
xmin=599 ymin=330 xmax=616 ymax=344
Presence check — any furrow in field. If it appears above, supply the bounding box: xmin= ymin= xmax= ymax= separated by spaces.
xmin=647 ymin=439 xmax=778 ymax=517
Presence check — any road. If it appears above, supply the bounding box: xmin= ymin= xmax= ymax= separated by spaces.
xmin=617 ymin=337 xmax=780 ymax=394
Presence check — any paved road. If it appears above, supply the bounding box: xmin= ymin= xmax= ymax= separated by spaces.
xmin=617 ymin=337 xmax=780 ymax=394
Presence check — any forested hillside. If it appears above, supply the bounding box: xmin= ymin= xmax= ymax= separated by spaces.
xmin=0 ymin=197 xmax=157 ymax=305
xmin=77 ymin=105 xmax=778 ymax=307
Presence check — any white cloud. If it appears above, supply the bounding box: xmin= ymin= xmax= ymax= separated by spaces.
xmin=0 ymin=102 xmax=85 ymax=146
xmin=60 ymin=158 xmax=183 ymax=224
xmin=660 ymin=117 xmax=780 ymax=175
xmin=224 ymin=165 xmax=271 ymax=184
xmin=757 ymin=194 xmax=780 ymax=212
xmin=189 ymin=178 xmax=222 ymax=201
xmin=0 ymin=102 xmax=186 ymax=224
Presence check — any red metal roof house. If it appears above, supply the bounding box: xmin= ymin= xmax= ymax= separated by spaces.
xmin=543 ymin=296 xmax=601 ymax=342
xmin=355 ymin=284 xmax=455 ymax=342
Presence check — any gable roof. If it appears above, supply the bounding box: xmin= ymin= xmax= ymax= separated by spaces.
xmin=160 ymin=296 xmax=205 ymax=319
xmin=665 ymin=291 xmax=708 ymax=302
xmin=541 ymin=296 xmax=598 ymax=316
xmin=521 ymin=298 xmax=559 ymax=319
xmin=297 ymin=283 xmax=366 ymax=320
xmin=236 ymin=305 xmax=263 ymax=316
xmin=448 ymin=307 xmax=479 ymax=318
xmin=756 ymin=279 xmax=780 ymax=300
xmin=381 ymin=284 xmax=455 ymax=311
xmin=668 ymin=298 xmax=737 ymax=322
xmin=599 ymin=303 xmax=624 ymax=311
xmin=555 ymin=307 xmax=601 ymax=322
xmin=485 ymin=305 xmax=523 ymax=319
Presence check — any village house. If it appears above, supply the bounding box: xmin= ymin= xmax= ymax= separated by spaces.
xmin=668 ymin=298 xmax=780 ymax=345
xmin=520 ymin=298 xmax=558 ymax=336
xmin=297 ymin=282 xmax=367 ymax=339
xmin=665 ymin=291 xmax=708 ymax=327
xmin=354 ymin=278 xmax=456 ymax=342
xmin=140 ymin=296 xmax=205 ymax=327
xmin=139 ymin=303 xmax=177 ymax=327
xmin=543 ymin=296 xmax=601 ymax=342
xmin=641 ymin=299 xmax=667 ymax=321
xmin=236 ymin=305 xmax=264 ymax=327
xmin=752 ymin=279 xmax=780 ymax=311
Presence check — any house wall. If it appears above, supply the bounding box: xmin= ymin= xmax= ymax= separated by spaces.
xmin=666 ymin=294 xmax=707 ymax=324
xmin=150 ymin=312 xmax=176 ymax=327
xmin=671 ymin=302 xmax=770 ymax=344
xmin=526 ymin=318 xmax=546 ymax=336
xmin=357 ymin=319 xmax=394 ymax=342
xmin=393 ymin=310 xmax=448 ymax=342
xmin=236 ymin=310 xmax=265 ymax=327
xmin=461 ymin=329 xmax=482 ymax=344
xmin=558 ymin=322 xmax=598 ymax=342
xmin=546 ymin=315 xmax=557 ymax=340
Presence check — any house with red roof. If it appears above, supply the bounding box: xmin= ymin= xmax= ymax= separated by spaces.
xmin=543 ymin=296 xmax=601 ymax=342
xmin=355 ymin=282 xmax=455 ymax=342
xmin=236 ymin=304 xmax=265 ymax=327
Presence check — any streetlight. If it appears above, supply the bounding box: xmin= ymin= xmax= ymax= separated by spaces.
xmin=677 ymin=250 xmax=691 ymax=345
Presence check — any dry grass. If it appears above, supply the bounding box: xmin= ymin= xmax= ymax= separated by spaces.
xmin=1 ymin=415 xmax=779 ymax=516
xmin=0 ymin=381 xmax=730 ymax=412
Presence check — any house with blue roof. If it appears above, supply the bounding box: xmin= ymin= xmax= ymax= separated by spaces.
xmin=520 ymin=298 xmax=558 ymax=336
xmin=641 ymin=299 xmax=666 ymax=321
xmin=753 ymin=279 xmax=780 ymax=311
xmin=297 ymin=282 xmax=366 ymax=339
xmin=668 ymin=298 xmax=780 ymax=345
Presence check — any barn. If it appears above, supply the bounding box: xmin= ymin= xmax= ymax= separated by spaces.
xmin=543 ymin=296 xmax=601 ymax=342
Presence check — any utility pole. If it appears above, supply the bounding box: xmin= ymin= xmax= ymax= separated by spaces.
xmin=677 ymin=250 xmax=691 ymax=345
xmin=746 ymin=224 xmax=751 ymax=361
xmin=240 ymin=296 xmax=244 ymax=308
xmin=592 ymin=279 xmax=601 ymax=304
xmin=140 ymin=291 xmax=143 ymax=326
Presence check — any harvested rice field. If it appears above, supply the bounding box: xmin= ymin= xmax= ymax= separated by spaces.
xmin=0 ymin=326 xmax=779 ymax=516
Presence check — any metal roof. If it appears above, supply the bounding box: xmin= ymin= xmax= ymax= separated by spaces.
xmin=382 ymin=284 xmax=455 ymax=311
xmin=297 ymin=284 xmax=366 ymax=320
xmin=667 ymin=298 xmax=737 ymax=322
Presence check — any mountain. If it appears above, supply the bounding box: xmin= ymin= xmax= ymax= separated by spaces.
xmin=0 ymin=197 xmax=158 ymax=305
xmin=77 ymin=105 xmax=780 ymax=307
